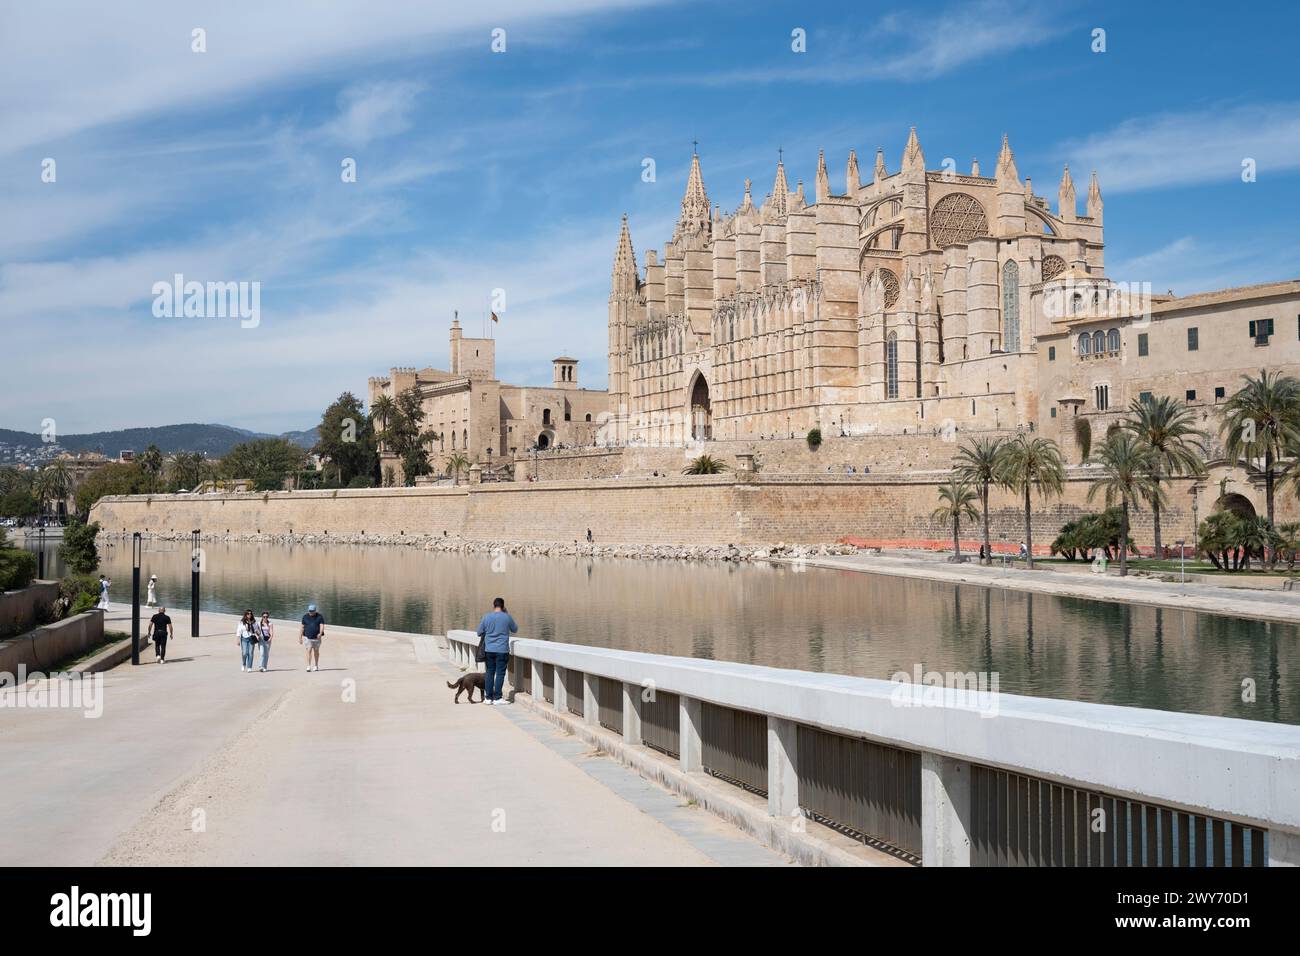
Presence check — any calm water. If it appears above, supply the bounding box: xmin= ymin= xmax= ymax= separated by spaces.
xmin=30 ymin=538 xmax=1298 ymax=724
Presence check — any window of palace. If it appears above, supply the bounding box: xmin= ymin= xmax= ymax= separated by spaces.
xmin=1215 ymin=386 xmax=1226 ymax=400
xmin=1107 ymin=328 xmax=1121 ymax=353
xmin=1137 ymin=333 xmax=1149 ymax=356
xmin=1092 ymin=330 xmax=1105 ymax=354
xmin=1250 ymin=318 xmax=1275 ymax=344
xmin=1078 ymin=333 xmax=1091 ymax=356
xmin=1186 ymin=389 xmax=1197 ymax=402
xmin=1048 ymin=345 xmax=1056 ymax=361
xmin=1095 ymin=384 xmax=1110 ymax=410
xmin=1188 ymin=327 xmax=1199 ymax=351
xmin=1139 ymin=391 xmax=1153 ymax=404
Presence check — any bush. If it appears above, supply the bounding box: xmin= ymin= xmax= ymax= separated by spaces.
xmin=0 ymin=548 xmax=37 ymax=591
xmin=58 ymin=574 xmax=102 ymax=618
xmin=59 ymin=518 xmax=100 ymax=574
xmin=806 ymin=427 xmax=822 ymax=449
xmin=346 ymin=475 xmax=374 ymax=489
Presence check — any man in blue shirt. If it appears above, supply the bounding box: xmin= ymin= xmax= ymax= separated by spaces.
xmin=300 ymin=604 xmax=325 ymax=672
xmin=476 ymin=597 xmax=518 ymax=705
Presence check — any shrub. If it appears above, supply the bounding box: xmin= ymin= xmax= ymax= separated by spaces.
xmin=806 ymin=427 xmax=823 ymax=449
xmin=58 ymin=574 xmax=102 ymax=618
xmin=682 ymin=455 xmax=730 ymax=475
xmin=0 ymin=548 xmax=37 ymax=591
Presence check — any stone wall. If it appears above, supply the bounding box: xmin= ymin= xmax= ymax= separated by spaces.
xmin=0 ymin=581 xmax=60 ymax=638
xmin=0 ymin=609 xmax=105 ymax=673
xmin=91 ymin=466 xmax=1294 ymax=553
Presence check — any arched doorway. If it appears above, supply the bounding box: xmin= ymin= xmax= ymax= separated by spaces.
xmin=537 ymin=432 xmax=551 ymax=450
xmin=689 ymin=372 xmax=712 ymax=441
xmin=1214 ymin=493 xmax=1257 ymax=520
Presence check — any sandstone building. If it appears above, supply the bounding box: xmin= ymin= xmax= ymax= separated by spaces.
xmin=368 ymin=318 xmax=607 ymax=482
xmin=606 ymin=132 xmax=1300 ymax=457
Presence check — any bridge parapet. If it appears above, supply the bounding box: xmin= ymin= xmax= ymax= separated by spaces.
xmin=444 ymin=630 xmax=1300 ymax=867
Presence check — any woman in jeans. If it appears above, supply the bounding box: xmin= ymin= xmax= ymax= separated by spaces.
xmin=237 ymin=609 xmax=258 ymax=672
xmin=256 ymin=611 xmax=273 ymax=672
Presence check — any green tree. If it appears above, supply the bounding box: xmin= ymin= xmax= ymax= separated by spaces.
xmin=931 ymin=475 xmax=980 ymax=562
xmin=1220 ymin=369 xmax=1300 ymax=533
xmin=71 ymin=462 xmax=148 ymax=518
xmin=1087 ymin=431 xmax=1163 ymax=577
xmin=954 ymin=436 xmax=1004 ymax=564
xmin=444 ymin=453 xmax=471 ymax=485
xmin=995 ymin=434 xmax=1065 ymax=569
xmin=683 ymin=454 xmax=730 ymax=475
xmin=168 ymin=451 xmax=210 ymax=491
xmin=1122 ymin=395 xmax=1206 ymax=556
xmin=138 ymin=444 xmax=165 ymax=493
xmin=38 ymin=459 xmax=74 ymax=516
xmin=314 ymin=391 xmax=378 ymax=486
xmin=370 ymin=394 xmax=398 ymax=453
xmin=379 ymin=388 xmax=435 ymax=485
xmin=220 ymin=438 xmax=308 ymax=492
xmin=59 ymin=517 xmax=101 ymax=574
xmin=0 ymin=488 xmax=41 ymax=520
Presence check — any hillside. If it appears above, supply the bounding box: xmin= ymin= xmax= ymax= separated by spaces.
xmin=0 ymin=423 xmax=318 ymax=464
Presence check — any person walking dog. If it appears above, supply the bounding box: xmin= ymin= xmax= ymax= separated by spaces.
xmin=476 ymin=597 xmax=517 ymax=705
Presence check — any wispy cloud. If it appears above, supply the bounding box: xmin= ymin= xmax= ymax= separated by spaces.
xmin=1057 ymin=101 xmax=1300 ymax=192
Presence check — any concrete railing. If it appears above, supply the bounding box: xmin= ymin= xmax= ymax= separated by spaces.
xmin=0 ymin=580 xmax=60 ymax=638
xmin=445 ymin=630 xmax=1300 ymax=867
xmin=0 ymin=610 xmax=106 ymax=674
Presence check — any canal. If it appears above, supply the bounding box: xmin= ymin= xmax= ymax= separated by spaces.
xmin=30 ymin=538 xmax=1297 ymax=724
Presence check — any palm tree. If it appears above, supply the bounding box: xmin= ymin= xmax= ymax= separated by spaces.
xmin=444 ymin=453 xmax=470 ymax=486
xmin=954 ymin=436 xmax=1004 ymax=564
xmin=1220 ymin=369 xmax=1300 ymax=532
xmin=370 ymin=394 xmax=397 ymax=453
xmin=1278 ymin=522 xmax=1300 ymax=571
xmin=39 ymin=460 xmax=74 ymax=516
xmin=138 ymin=444 xmax=165 ymax=493
xmin=995 ymin=434 xmax=1065 ymax=569
xmin=683 ymin=454 xmax=730 ymax=475
xmin=931 ymin=476 xmax=980 ymax=562
xmin=1087 ymin=431 xmax=1163 ymax=577
xmin=1122 ymin=395 xmax=1206 ymax=556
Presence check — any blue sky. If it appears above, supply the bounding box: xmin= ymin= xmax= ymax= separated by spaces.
xmin=2 ymin=0 xmax=1298 ymax=434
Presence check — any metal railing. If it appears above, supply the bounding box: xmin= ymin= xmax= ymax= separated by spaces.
xmin=441 ymin=630 xmax=1300 ymax=867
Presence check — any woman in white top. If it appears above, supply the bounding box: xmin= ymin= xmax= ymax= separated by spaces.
xmin=256 ymin=612 xmax=273 ymax=672
xmin=237 ymin=609 xmax=258 ymax=672
xmin=146 ymin=575 xmax=157 ymax=608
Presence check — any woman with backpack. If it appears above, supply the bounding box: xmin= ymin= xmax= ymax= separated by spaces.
xmin=237 ymin=609 xmax=258 ymax=673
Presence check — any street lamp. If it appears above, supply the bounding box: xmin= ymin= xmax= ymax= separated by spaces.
xmin=1189 ymin=488 xmax=1199 ymax=557
xmin=190 ymin=530 xmax=201 ymax=637
xmin=131 ymin=532 xmax=142 ymax=666
xmin=1176 ymin=538 xmax=1186 ymax=589
xmin=36 ymin=526 xmax=46 ymax=579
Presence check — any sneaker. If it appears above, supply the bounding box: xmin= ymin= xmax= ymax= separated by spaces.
xmin=259 ymin=667 xmax=266 ymax=672
xmin=241 ymin=665 xmax=247 ymax=672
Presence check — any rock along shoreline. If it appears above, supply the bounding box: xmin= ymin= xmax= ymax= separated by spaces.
xmin=96 ymin=529 xmax=860 ymax=564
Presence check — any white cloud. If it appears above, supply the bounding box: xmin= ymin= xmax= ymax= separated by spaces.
xmin=322 ymin=81 xmax=426 ymax=147
xmin=1057 ymin=102 xmax=1300 ymax=193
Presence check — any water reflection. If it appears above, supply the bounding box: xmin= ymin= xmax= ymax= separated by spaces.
xmin=25 ymin=538 xmax=1297 ymax=723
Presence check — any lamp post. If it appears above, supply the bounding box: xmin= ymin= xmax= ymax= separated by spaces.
xmin=1190 ymin=489 xmax=1199 ymax=557
xmin=131 ymin=532 xmax=142 ymax=666
xmin=36 ymin=526 xmax=46 ymax=579
xmin=190 ymin=529 xmax=201 ymax=637
xmin=1176 ymin=538 xmax=1186 ymax=590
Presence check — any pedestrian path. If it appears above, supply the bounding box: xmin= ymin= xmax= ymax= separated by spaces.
xmin=0 ymin=604 xmax=790 ymax=867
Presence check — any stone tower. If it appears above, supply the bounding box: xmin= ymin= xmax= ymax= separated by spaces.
xmin=607 ymin=213 xmax=638 ymax=443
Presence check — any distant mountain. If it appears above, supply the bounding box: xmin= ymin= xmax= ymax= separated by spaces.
xmin=0 ymin=423 xmax=318 ymax=464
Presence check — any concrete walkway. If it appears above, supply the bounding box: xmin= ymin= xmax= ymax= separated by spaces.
xmin=788 ymin=552 xmax=1300 ymax=624
xmin=0 ymin=604 xmax=789 ymax=867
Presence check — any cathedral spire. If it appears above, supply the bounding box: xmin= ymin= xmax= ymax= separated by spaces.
xmin=677 ymin=149 xmax=711 ymax=239
xmin=873 ymin=147 xmax=887 ymax=183
xmin=769 ymin=153 xmax=789 ymax=218
xmin=901 ymin=127 xmax=925 ymax=173
xmin=845 ymin=149 xmax=860 ymax=194
xmin=1086 ymin=169 xmax=1103 ymax=224
xmin=996 ymin=133 xmax=1019 ymax=185
xmin=971 ymin=157 xmax=980 ymax=176
xmin=1058 ymin=164 xmax=1077 ymax=221
xmin=740 ymin=176 xmax=754 ymax=211
xmin=815 ymin=149 xmax=830 ymax=202
xmin=611 ymin=213 xmax=637 ymax=294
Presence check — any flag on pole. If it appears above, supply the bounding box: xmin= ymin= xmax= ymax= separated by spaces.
xmin=490 ymin=311 xmax=499 ymax=323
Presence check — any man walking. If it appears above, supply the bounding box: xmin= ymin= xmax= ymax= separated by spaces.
xmin=476 ymin=597 xmax=517 ymax=705
xmin=149 ymin=606 xmax=173 ymax=663
xmin=300 ymin=603 xmax=325 ymax=672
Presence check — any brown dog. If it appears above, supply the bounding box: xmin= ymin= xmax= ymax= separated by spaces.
xmin=447 ymin=672 xmax=485 ymax=703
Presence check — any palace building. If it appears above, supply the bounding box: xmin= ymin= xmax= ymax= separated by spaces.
xmin=368 ymin=318 xmax=607 ymax=482
xmin=606 ymin=131 xmax=1300 ymax=455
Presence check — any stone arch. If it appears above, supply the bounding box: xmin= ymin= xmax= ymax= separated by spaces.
xmin=537 ymin=432 xmax=551 ymax=450
xmin=687 ymin=370 xmax=712 ymax=441
xmin=1215 ymin=493 xmax=1256 ymax=520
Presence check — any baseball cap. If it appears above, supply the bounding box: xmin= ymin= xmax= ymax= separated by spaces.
xmin=307 ymin=604 xmax=317 ymax=612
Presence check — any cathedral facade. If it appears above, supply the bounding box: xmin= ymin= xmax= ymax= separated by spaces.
xmin=608 ymin=130 xmax=1125 ymax=447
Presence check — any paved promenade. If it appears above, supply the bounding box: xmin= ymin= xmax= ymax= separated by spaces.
xmin=0 ymin=605 xmax=788 ymax=867
xmin=790 ymin=551 xmax=1300 ymax=624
